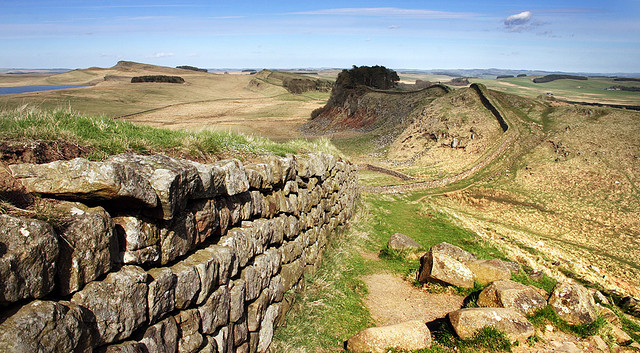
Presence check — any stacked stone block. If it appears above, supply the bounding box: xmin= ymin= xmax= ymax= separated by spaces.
xmin=0 ymin=152 xmax=358 ymax=352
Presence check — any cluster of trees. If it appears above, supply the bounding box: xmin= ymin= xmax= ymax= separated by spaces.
xmin=533 ymin=74 xmax=587 ymax=83
xmin=131 ymin=75 xmax=185 ymax=84
xmin=614 ymin=78 xmax=640 ymax=82
xmin=282 ymin=77 xmax=332 ymax=94
xmin=176 ymin=65 xmax=208 ymax=72
xmin=335 ymin=65 xmax=400 ymax=90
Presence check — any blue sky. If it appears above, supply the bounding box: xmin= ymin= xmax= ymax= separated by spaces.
xmin=1 ymin=0 xmax=639 ymax=72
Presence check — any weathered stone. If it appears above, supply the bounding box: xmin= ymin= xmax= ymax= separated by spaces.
xmin=448 ymin=308 xmax=534 ymax=342
xmin=387 ymin=232 xmax=422 ymax=250
xmin=110 ymin=154 xmax=202 ymax=220
xmin=467 ymin=259 xmax=512 ymax=285
xmin=548 ymin=282 xmax=598 ymax=325
xmin=478 ymin=279 xmax=547 ymax=315
xmin=170 ymin=261 xmax=201 ymax=310
xmin=281 ymin=239 xmax=304 ymax=264
xmin=113 ymin=215 xmax=160 ymax=265
xmin=247 ymin=291 xmax=270 ymax=332
xmin=140 ymin=316 xmax=179 ymax=353
xmin=0 ymin=300 xmax=93 ymax=353
xmin=190 ymin=199 xmax=219 ymax=244
xmin=187 ymin=247 xmax=219 ymax=305
xmin=100 ymin=342 xmax=146 ymax=353
xmin=210 ymin=245 xmax=234 ymax=284
xmin=220 ymin=228 xmax=256 ymax=269
xmin=430 ymin=242 xmax=476 ymax=263
xmin=0 ymin=214 xmax=58 ymax=303
xmin=71 ymin=265 xmax=149 ymax=345
xmin=346 ymin=320 xmax=432 ymax=353
xmin=55 ymin=202 xmax=117 ymax=296
xmin=215 ymin=159 xmax=250 ymax=196
xmin=501 ymin=260 xmax=521 ymax=274
xmin=9 ymin=158 xmax=158 ymax=207
xmin=241 ymin=249 xmax=281 ymax=301
xmin=257 ymin=303 xmax=280 ymax=353
xmin=597 ymin=304 xmax=621 ymax=326
xmin=147 ymin=267 xmax=176 ymax=324
xmin=281 ymin=258 xmax=305 ymax=292
xmin=183 ymin=160 xmax=226 ymax=199
xmin=592 ymin=290 xmax=610 ymax=305
xmin=160 ymin=212 xmax=197 ymax=265
xmin=213 ymin=326 xmax=230 ymax=353
xmin=175 ymin=309 xmax=203 ymax=353
xmin=418 ymin=248 xmax=476 ymax=288
xmin=586 ymin=335 xmax=609 ymax=352
xmin=199 ymin=285 xmax=230 ymax=334
xmin=612 ymin=326 xmax=633 ymax=345
xmin=233 ymin=316 xmax=249 ymax=346
xmin=229 ymin=279 xmax=247 ymax=323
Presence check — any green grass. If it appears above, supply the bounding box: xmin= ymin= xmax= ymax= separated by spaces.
xmin=511 ymin=269 xmax=557 ymax=294
xmin=527 ymin=306 xmax=606 ymax=338
xmin=0 ymin=106 xmax=339 ymax=160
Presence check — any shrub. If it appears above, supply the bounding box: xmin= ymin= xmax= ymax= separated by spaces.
xmin=131 ymin=75 xmax=185 ymax=83
xmin=176 ymin=65 xmax=207 ymax=72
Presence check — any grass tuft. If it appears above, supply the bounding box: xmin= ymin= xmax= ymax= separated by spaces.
xmin=527 ymin=306 xmax=605 ymax=338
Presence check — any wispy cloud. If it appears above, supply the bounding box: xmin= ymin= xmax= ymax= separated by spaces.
xmin=148 ymin=52 xmax=174 ymax=58
xmin=290 ymin=7 xmax=477 ymax=19
xmin=388 ymin=25 xmax=401 ymax=30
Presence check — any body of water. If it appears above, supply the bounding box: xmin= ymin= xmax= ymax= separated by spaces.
xmin=0 ymin=85 xmax=89 ymax=95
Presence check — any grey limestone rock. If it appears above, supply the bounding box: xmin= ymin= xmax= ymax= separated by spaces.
xmin=113 ymin=215 xmax=161 ymax=265
xmin=215 ymin=159 xmax=250 ymax=196
xmin=71 ymin=265 xmax=149 ymax=345
xmin=477 ymin=279 xmax=547 ymax=315
xmin=0 ymin=214 xmax=58 ymax=303
xmin=387 ymin=232 xmax=422 ymax=250
xmin=418 ymin=246 xmax=476 ymax=288
xmin=147 ymin=267 xmax=176 ymax=324
xmin=9 ymin=158 xmax=158 ymax=208
xmin=467 ymin=259 xmax=512 ymax=285
xmin=199 ymin=285 xmax=230 ymax=335
xmin=346 ymin=321 xmax=432 ymax=353
xmin=448 ymin=308 xmax=534 ymax=342
xmin=548 ymin=282 xmax=598 ymax=325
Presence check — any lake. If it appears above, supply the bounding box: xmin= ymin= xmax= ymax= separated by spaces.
xmin=0 ymin=85 xmax=89 ymax=95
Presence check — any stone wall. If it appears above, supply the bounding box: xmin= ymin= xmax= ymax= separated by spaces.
xmin=0 ymin=152 xmax=358 ymax=352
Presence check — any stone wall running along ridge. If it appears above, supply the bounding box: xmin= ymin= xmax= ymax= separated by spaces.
xmin=0 ymin=151 xmax=359 ymax=353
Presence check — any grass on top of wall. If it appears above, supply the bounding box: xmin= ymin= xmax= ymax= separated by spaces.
xmin=0 ymin=106 xmax=341 ymax=161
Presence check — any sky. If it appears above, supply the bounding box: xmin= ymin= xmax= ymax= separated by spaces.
xmin=1 ymin=0 xmax=639 ymax=73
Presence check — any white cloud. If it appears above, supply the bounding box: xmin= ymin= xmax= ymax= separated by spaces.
xmin=388 ymin=25 xmax=401 ymax=30
xmin=148 ymin=52 xmax=174 ymax=58
xmin=291 ymin=7 xmax=477 ymax=19
xmin=503 ymin=11 xmax=544 ymax=32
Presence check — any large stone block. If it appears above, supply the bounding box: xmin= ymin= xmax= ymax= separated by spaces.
xmin=188 ymin=247 xmax=220 ymax=305
xmin=418 ymin=248 xmax=476 ymax=288
xmin=477 ymin=279 xmax=547 ymax=315
xmin=257 ymin=303 xmax=280 ymax=353
xmin=170 ymin=261 xmax=201 ymax=310
xmin=215 ymin=159 xmax=250 ymax=196
xmin=160 ymin=212 xmax=196 ymax=265
xmin=9 ymin=158 xmax=158 ymax=207
xmin=0 ymin=300 xmax=93 ymax=353
xmin=55 ymin=202 xmax=117 ymax=296
xmin=220 ymin=229 xmax=256 ymax=269
xmin=229 ymin=279 xmax=247 ymax=323
xmin=387 ymin=232 xmax=422 ymax=251
xmin=190 ymin=199 xmax=219 ymax=244
xmin=147 ymin=267 xmax=176 ymax=324
xmin=109 ymin=154 xmax=202 ymax=220
xmin=199 ymin=285 xmax=230 ymax=335
xmin=448 ymin=308 xmax=534 ymax=342
xmin=346 ymin=321 xmax=432 ymax=353
xmin=0 ymin=214 xmax=58 ymax=303
xmin=548 ymin=282 xmax=597 ymax=325
xmin=175 ymin=309 xmax=204 ymax=353
xmin=71 ymin=265 xmax=149 ymax=345
xmin=467 ymin=259 xmax=512 ymax=285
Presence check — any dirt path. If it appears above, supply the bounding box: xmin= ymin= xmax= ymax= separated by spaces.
xmin=362 ymin=272 xmax=464 ymax=326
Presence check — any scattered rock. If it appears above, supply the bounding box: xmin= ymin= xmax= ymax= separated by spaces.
xmin=467 ymin=259 xmax=512 ymax=285
xmin=611 ymin=325 xmax=633 ymax=345
xmin=418 ymin=247 xmax=476 ymax=288
xmin=387 ymin=232 xmax=422 ymax=250
xmin=346 ymin=320 xmax=432 ymax=353
xmin=548 ymin=282 xmax=597 ymax=325
xmin=0 ymin=214 xmax=58 ymax=303
xmin=592 ymin=290 xmax=610 ymax=305
xmin=477 ymin=279 xmax=547 ymax=315
xmin=597 ymin=304 xmax=621 ymax=326
xmin=430 ymin=242 xmax=476 ymax=263
xmin=501 ymin=260 xmax=521 ymax=274
xmin=586 ymin=335 xmax=609 ymax=352
xmin=448 ymin=308 xmax=534 ymax=342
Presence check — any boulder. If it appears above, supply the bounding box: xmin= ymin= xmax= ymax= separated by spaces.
xmin=430 ymin=242 xmax=476 ymax=263
xmin=548 ymin=282 xmax=597 ymax=325
xmin=71 ymin=265 xmax=149 ymax=345
xmin=0 ymin=214 xmax=58 ymax=303
xmin=346 ymin=320 xmax=432 ymax=353
xmin=418 ymin=248 xmax=476 ymax=288
xmin=55 ymin=202 xmax=117 ymax=296
xmin=9 ymin=158 xmax=157 ymax=207
xmin=109 ymin=154 xmax=202 ymax=220
xmin=387 ymin=232 xmax=422 ymax=250
xmin=0 ymin=300 xmax=93 ymax=353
xmin=477 ymin=279 xmax=547 ymax=315
xmin=448 ymin=308 xmax=534 ymax=342
xmin=467 ymin=259 xmax=513 ymax=285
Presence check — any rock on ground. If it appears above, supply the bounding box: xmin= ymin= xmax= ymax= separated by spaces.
xmin=478 ymin=279 xmax=547 ymax=315
xmin=548 ymin=282 xmax=597 ymax=325
xmin=448 ymin=308 xmax=535 ymax=342
xmin=467 ymin=259 xmax=512 ymax=285
xmin=387 ymin=232 xmax=422 ymax=250
xmin=346 ymin=320 xmax=432 ymax=353
xmin=418 ymin=247 xmax=476 ymax=288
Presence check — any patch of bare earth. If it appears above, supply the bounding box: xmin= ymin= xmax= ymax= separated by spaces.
xmin=362 ymin=272 xmax=464 ymax=326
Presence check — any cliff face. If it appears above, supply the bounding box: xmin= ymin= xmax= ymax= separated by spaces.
xmin=0 ymin=152 xmax=358 ymax=353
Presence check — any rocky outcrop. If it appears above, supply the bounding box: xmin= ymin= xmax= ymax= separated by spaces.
xmin=548 ymin=282 xmax=598 ymax=325
xmin=346 ymin=320 xmax=432 ymax=353
xmin=448 ymin=308 xmax=535 ymax=342
xmin=1 ymin=152 xmax=359 ymax=353
xmin=387 ymin=232 xmax=421 ymax=250
xmin=467 ymin=259 xmax=512 ymax=285
xmin=477 ymin=279 xmax=547 ymax=315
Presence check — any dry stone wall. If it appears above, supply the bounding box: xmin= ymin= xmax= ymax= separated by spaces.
xmin=0 ymin=151 xmax=358 ymax=353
